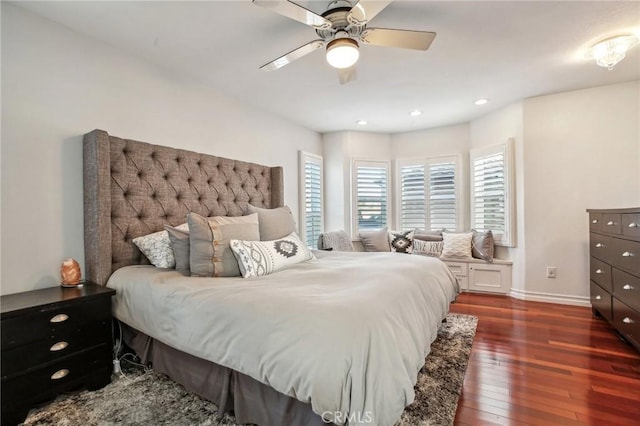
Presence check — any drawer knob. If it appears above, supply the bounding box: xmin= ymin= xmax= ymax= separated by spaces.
xmin=629 ymin=222 xmax=638 ymax=228
xmin=595 ymin=243 xmax=604 ymax=248
xmin=50 ymin=313 xmax=69 ymax=323
xmin=49 ymin=341 xmax=69 ymax=352
xmin=607 ymin=220 xmax=615 ymax=226
xmin=595 ymin=295 xmax=602 ymax=300
xmin=592 ymin=219 xmax=598 ymax=224
xmin=622 ymin=251 xmax=634 ymax=257
xmin=622 ymin=317 xmax=634 ymax=324
xmin=623 ymin=284 xmax=634 ymax=291
xmin=595 ymin=269 xmax=603 ymax=274
xmin=50 ymin=369 xmax=69 ymax=380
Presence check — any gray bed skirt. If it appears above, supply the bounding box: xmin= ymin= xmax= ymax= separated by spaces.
xmin=122 ymin=323 xmax=334 ymax=426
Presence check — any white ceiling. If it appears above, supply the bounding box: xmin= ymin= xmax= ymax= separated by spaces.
xmin=15 ymin=1 xmax=640 ymax=133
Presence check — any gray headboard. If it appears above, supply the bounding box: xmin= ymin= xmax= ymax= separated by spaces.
xmin=83 ymin=129 xmax=284 ymax=286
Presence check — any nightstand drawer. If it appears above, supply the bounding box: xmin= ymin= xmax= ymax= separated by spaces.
xmin=1 ymin=321 xmax=110 ymax=379
xmin=2 ymin=345 xmax=111 ymax=404
xmin=1 ymin=297 xmax=111 ymax=350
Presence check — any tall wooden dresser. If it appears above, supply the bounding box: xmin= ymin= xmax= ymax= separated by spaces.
xmin=587 ymin=207 xmax=640 ymax=351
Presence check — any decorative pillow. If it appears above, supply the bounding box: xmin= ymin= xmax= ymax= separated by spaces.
xmin=388 ymin=230 xmax=414 ymax=254
xmin=188 ymin=212 xmax=260 ymax=277
xmin=132 ymin=223 xmax=188 ymax=268
xmin=441 ymin=232 xmax=473 ymax=258
xmin=472 ymin=229 xmax=495 ymax=262
xmin=165 ymin=225 xmax=190 ymax=276
xmin=245 ymin=205 xmax=297 ymax=241
xmin=413 ymin=230 xmax=444 ymax=242
xmin=413 ymin=240 xmax=444 ymax=257
xmin=230 ymin=232 xmax=315 ymax=278
xmin=359 ymin=227 xmax=391 ymax=252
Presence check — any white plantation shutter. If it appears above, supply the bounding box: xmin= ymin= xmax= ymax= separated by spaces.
xmin=299 ymin=152 xmax=323 ymax=249
xmin=353 ymin=160 xmax=390 ymax=234
xmin=400 ymin=164 xmax=426 ymax=231
xmin=470 ymin=140 xmax=515 ymax=246
xmin=397 ymin=156 xmax=460 ymax=232
xmin=428 ymin=161 xmax=457 ymax=231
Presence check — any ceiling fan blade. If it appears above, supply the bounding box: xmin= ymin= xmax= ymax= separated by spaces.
xmin=347 ymin=0 xmax=392 ymax=26
xmin=361 ymin=28 xmax=436 ymax=50
xmin=338 ymin=66 xmax=357 ymax=85
xmin=253 ymin=0 xmax=332 ymax=29
xmin=260 ymin=39 xmax=324 ymax=71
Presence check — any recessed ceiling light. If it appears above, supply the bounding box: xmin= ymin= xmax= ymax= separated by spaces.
xmin=356 ymin=120 xmax=367 ymax=125
xmin=409 ymin=109 xmax=423 ymax=117
xmin=474 ymin=99 xmax=489 ymax=106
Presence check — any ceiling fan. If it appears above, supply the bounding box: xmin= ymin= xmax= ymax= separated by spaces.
xmin=253 ymin=0 xmax=436 ymax=84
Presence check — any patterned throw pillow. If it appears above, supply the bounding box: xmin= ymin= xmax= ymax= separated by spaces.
xmin=471 ymin=229 xmax=495 ymax=262
xmin=230 ymin=232 xmax=315 ymax=278
xmin=388 ymin=230 xmax=414 ymax=254
xmin=132 ymin=223 xmax=189 ymax=268
xmin=413 ymin=240 xmax=444 ymax=257
xmin=441 ymin=232 xmax=473 ymax=258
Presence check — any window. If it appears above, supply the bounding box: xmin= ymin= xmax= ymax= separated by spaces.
xmin=470 ymin=139 xmax=515 ymax=247
xmin=397 ymin=156 xmax=461 ymax=232
xmin=352 ymin=159 xmax=390 ymax=236
xmin=299 ymin=151 xmax=323 ymax=249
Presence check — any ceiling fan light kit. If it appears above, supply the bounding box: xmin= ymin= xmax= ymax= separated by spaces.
xmin=326 ymin=37 xmax=359 ymax=68
xmin=586 ymin=34 xmax=639 ymax=70
xmin=253 ymin=0 xmax=436 ymax=84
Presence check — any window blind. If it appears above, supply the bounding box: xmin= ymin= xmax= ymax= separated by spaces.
xmin=399 ymin=164 xmax=426 ymax=230
xmin=299 ymin=152 xmax=323 ymax=249
xmin=355 ymin=162 xmax=389 ymax=231
xmin=428 ymin=161 xmax=457 ymax=231
xmin=472 ymin=152 xmax=505 ymax=233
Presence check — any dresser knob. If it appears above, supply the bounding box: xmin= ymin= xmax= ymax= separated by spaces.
xmin=50 ymin=369 xmax=69 ymax=380
xmin=607 ymin=221 xmax=615 ymax=226
xmin=623 ymin=284 xmax=634 ymax=291
xmin=595 ymin=269 xmax=603 ymax=274
xmin=595 ymin=243 xmax=604 ymax=248
xmin=50 ymin=313 xmax=69 ymax=323
xmin=622 ymin=251 xmax=634 ymax=257
xmin=595 ymin=295 xmax=602 ymax=300
xmin=49 ymin=341 xmax=69 ymax=352
xmin=592 ymin=219 xmax=598 ymax=224
xmin=622 ymin=317 xmax=634 ymax=324
xmin=629 ymin=222 xmax=638 ymax=228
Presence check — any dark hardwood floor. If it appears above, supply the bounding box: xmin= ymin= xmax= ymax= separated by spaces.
xmin=449 ymin=292 xmax=640 ymax=426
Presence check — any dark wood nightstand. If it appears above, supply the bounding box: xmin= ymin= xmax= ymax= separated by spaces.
xmin=1 ymin=283 xmax=115 ymax=425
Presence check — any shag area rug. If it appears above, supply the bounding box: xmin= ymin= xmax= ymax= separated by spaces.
xmin=23 ymin=313 xmax=477 ymax=426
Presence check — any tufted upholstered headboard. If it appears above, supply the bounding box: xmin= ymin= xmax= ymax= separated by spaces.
xmin=83 ymin=129 xmax=284 ymax=286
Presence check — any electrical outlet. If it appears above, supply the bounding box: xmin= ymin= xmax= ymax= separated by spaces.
xmin=546 ymin=266 xmax=557 ymax=279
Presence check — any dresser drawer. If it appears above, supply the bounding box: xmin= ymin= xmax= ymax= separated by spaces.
xmin=590 ymin=233 xmax=612 ymax=263
xmin=590 ymin=281 xmax=612 ymax=321
xmin=602 ymin=213 xmax=622 ymax=235
xmin=589 ymin=212 xmax=603 ymax=232
xmin=1 ymin=297 xmax=111 ymax=350
xmin=590 ymin=257 xmax=612 ymax=290
xmin=622 ymin=213 xmax=640 ymax=239
xmin=612 ymin=298 xmax=640 ymax=349
xmin=1 ymin=320 xmax=110 ymax=379
xmin=2 ymin=344 xmax=111 ymax=404
xmin=611 ymin=238 xmax=640 ymax=276
xmin=613 ymin=268 xmax=640 ymax=311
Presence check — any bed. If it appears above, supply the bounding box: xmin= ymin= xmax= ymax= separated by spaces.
xmin=83 ymin=129 xmax=459 ymax=426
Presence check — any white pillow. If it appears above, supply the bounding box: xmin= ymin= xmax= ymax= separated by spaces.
xmin=132 ymin=223 xmax=189 ymax=268
xmin=230 ymin=232 xmax=314 ymax=278
xmin=413 ymin=240 xmax=444 ymax=257
xmin=441 ymin=232 xmax=473 ymax=258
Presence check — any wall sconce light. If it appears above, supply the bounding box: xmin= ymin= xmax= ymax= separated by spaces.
xmin=586 ymin=34 xmax=639 ymax=70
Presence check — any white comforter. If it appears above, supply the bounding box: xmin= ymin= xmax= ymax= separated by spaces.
xmin=107 ymin=251 xmax=458 ymax=426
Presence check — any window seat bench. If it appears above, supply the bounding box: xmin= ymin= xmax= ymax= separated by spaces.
xmin=439 ymin=257 xmax=513 ymax=294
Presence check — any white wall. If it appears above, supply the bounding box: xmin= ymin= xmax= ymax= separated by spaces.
xmin=470 ymin=102 xmax=525 ymax=292
xmin=0 ymin=4 xmax=321 ymax=295
xmin=522 ymin=81 xmax=639 ymax=301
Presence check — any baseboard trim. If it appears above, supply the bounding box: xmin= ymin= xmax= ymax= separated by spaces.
xmin=509 ymin=288 xmax=591 ymax=307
